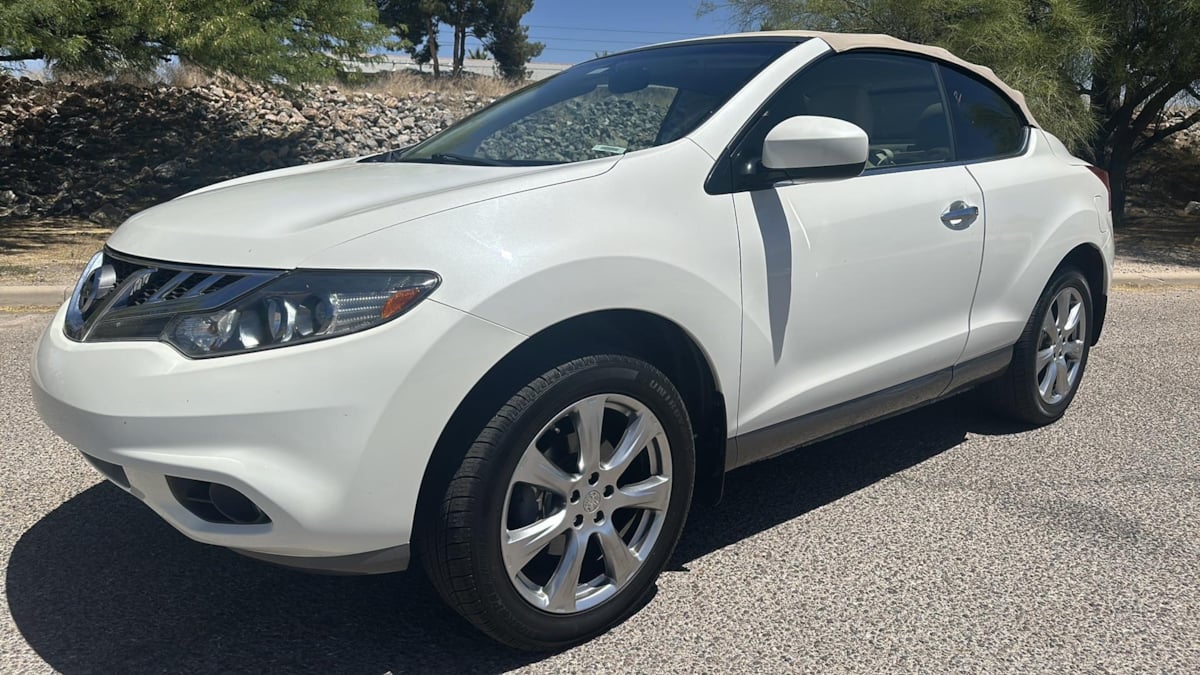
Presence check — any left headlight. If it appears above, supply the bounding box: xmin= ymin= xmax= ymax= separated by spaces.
xmin=163 ymin=270 xmax=440 ymax=358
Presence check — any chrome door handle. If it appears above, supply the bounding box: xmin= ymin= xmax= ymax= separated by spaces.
xmin=941 ymin=201 xmax=979 ymax=230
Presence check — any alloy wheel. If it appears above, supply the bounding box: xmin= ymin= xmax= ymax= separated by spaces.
xmin=500 ymin=393 xmax=672 ymax=614
xmin=1036 ymin=287 xmax=1087 ymax=405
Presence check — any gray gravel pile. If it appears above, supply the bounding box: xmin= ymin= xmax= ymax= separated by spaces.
xmin=0 ymin=75 xmax=494 ymax=225
xmin=1162 ymin=107 xmax=1200 ymax=152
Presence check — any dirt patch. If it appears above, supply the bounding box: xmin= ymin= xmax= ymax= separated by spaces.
xmin=1120 ymin=135 xmax=1200 ymax=274
xmin=1113 ymin=214 xmax=1200 ymax=275
xmin=0 ymin=305 xmax=57 ymax=313
xmin=0 ymin=217 xmax=110 ymax=286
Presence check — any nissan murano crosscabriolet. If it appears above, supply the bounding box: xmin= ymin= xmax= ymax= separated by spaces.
xmin=33 ymin=31 xmax=1114 ymax=649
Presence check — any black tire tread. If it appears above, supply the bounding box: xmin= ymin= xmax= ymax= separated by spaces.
xmin=420 ymin=354 xmax=690 ymax=651
xmin=985 ymin=266 xmax=1092 ymax=426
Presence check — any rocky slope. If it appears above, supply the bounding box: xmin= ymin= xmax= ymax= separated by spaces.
xmin=0 ymin=76 xmax=493 ymax=224
xmin=2 ymin=74 xmax=1198 ymax=227
xmin=1126 ymin=107 xmax=1200 ymax=218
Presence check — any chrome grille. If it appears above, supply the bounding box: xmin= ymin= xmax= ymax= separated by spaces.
xmin=65 ymin=250 xmax=280 ymax=342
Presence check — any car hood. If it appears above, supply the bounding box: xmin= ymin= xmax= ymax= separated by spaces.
xmin=106 ymin=156 xmax=619 ymax=269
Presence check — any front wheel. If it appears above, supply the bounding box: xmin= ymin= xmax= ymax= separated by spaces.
xmin=985 ymin=267 xmax=1093 ymax=425
xmin=421 ymin=354 xmax=695 ymax=650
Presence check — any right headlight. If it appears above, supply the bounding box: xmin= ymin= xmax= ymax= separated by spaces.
xmin=163 ymin=270 xmax=440 ymax=358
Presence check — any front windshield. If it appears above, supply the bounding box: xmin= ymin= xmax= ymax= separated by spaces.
xmin=388 ymin=40 xmax=798 ymax=166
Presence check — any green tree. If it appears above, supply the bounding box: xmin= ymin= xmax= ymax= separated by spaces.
xmin=446 ymin=0 xmax=489 ymax=75
xmin=1083 ymin=0 xmax=1200 ymax=220
xmin=378 ymin=0 xmax=540 ymax=79
xmin=0 ymin=0 xmax=389 ymax=83
xmin=379 ymin=0 xmax=444 ymax=76
xmin=480 ymin=0 xmax=544 ymax=80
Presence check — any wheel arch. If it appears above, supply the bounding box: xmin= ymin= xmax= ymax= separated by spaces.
xmin=1057 ymin=243 xmax=1107 ymax=345
xmin=412 ymin=309 xmax=729 ymax=557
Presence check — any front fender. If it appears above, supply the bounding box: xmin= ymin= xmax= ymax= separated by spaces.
xmin=305 ymin=140 xmax=745 ymax=435
xmin=465 ymin=256 xmax=740 ymax=403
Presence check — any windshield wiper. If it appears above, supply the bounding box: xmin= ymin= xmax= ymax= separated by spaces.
xmin=430 ymin=152 xmax=507 ymax=167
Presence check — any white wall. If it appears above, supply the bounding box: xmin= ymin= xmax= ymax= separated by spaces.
xmin=345 ymin=55 xmax=570 ymax=81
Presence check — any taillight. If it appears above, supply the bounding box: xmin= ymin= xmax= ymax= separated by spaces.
xmin=1087 ymin=165 xmax=1111 ymax=211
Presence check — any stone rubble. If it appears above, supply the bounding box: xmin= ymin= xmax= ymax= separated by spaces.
xmin=0 ymin=75 xmax=494 ymax=224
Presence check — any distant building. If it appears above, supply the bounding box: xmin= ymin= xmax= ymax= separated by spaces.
xmin=345 ymin=55 xmax=571 ymax=81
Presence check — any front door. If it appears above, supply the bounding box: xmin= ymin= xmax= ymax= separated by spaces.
xmin=730 ymin=52 xmax=986 ymax=445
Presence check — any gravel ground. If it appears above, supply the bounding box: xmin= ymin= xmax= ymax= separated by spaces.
xmin=1 ymin=289 xmax=1198 ymax=674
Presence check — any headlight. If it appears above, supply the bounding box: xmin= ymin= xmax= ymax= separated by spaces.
xmin=163 ymin=270 xmax=439 ymax=357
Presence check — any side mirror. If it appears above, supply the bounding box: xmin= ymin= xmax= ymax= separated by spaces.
xmin=761 ymin=116 xmax=869 ymax=179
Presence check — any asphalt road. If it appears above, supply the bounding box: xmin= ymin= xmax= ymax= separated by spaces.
xmin=1 ymin=288 xmax=1198 ymax=674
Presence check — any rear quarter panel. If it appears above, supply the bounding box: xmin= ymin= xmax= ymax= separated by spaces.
xmin=961 ymin=129 xmax=1113 ymax=361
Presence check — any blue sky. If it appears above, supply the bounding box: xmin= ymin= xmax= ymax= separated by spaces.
xmin=438 ymin=1 xmax=740 ymax=64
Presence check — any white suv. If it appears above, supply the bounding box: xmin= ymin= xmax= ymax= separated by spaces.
xmin=32 ymin=32 xmax=1114 ymax=649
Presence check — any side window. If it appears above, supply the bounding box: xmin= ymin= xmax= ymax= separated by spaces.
xmin=732 ymin=53 xmax=954 ymax=175
xmin=938 ymin=65 xmax=1026 ymax=160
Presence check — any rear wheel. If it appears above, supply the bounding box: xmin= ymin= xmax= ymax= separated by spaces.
xmin=986 ymin=267 xmax=1092 ymax=425
xmin=422 ymin=354 xmax=695 ymax=650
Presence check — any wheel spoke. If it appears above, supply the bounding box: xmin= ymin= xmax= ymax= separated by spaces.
xmin=571 ymin=396 xmax=606 ymax=474
xmin=504 ymin=511 xmax=570 ymax=573
xmin=1039 ymin=361 xmax=1057 ymax=399
xmin=1036 ymin=346 xmax=1055 ymax=370
xmin=604 ymin=412 xmax=658 ymax=474
xmin=596 ymin=520 xmax=640 ymax=586
xmin=1054 ymin=356 xmax=1071 ymax=395
xmin=1041 ymin=311 xmax=1058 ymax=341
xmin=1063 ymin=298 xmax=1083 ymax=335
xmin=512 ymin=447 xmax=575 ymax=496
xmin=1055 ymin=293 xmax=1071 ymax=331
xmin=544 ymin=530 xmax=587 ymax=612
xmin=610 ymin=475 xmax=670 ymax=512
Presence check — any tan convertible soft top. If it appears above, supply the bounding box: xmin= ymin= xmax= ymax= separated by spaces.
xmin=705 ymin=30 xmax=1039 ymax=127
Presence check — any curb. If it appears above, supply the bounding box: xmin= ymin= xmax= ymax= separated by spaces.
xmin=0 ymin=286 xmax=72 ymax=308
xmin=1111 ymin=272 xmax=1200 ymax=288
xmin=1 ymin=273 xmax=1198 ymax=309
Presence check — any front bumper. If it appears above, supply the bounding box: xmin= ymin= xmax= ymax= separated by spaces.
xmin=32 ymin=299 xmax=523 ymax=569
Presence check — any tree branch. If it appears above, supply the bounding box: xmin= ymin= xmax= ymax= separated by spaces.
xmin=1100 ymin=77 xmax=1172 ymax=137
xmin=1134 ymin=107 xmax=1200 ymax=155
xmin=1131 ymin=81 xmax=1187 ymax=136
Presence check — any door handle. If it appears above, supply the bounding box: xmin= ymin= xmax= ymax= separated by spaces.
xmin=941 ymin=201 xmax=979 ymax=230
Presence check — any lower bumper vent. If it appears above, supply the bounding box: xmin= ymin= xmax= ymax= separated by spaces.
xmin=81 ymin=453 xmax=130 ymax=489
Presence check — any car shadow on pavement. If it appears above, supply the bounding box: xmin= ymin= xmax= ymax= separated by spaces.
xmin=672 ymin=395 xmax=1024 ymax=566
xmin=6 ymin=395 xmax=1024 ymax=674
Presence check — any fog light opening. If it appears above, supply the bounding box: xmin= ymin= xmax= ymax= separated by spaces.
xmin=167 ymin=476 xmax=271 ymax=525
xmin=208 ymin=483 xmax=268 ymax=525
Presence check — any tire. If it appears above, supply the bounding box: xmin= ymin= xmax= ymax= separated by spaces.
xmin=985 ymin=267 xmax=1093 ymax=425
xmin=421 ymin=354 xmax=695 ymax=651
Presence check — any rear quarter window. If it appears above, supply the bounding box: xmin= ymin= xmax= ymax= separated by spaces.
xmin=938 ymin=65 xmax=1026 ymax=161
